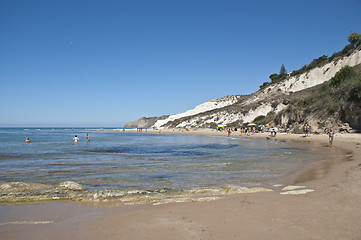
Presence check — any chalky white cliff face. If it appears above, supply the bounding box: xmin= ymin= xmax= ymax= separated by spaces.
xmin=174 ymin=103 xmax=287 ymax=128
xmin=152 ymin=96 xmax=241 ymax=129
xmin=271 ymin=49 xmax=361 ymax=94
xmin=152 ymin=49 xmax=361 ymax=129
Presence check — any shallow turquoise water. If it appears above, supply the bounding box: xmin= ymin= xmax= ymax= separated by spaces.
xmin=0 ymin=128 xmax=322 ymax=191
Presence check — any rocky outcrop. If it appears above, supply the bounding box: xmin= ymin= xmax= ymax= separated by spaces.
xmin=342 ymin=102 xmax=361 ymax=132
xmin=0 ymin=182 xmax=48 ymax=193
xmin=58 ymin=181 xmax=87 ymax=191
xmin=124 ymin=116 xmax=169 ymax=129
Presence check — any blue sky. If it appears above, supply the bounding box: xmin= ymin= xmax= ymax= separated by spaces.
xmin=1 ymin=0 xmax=360 ymax=127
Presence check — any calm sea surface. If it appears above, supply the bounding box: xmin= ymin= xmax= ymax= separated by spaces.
xmin=0 ymin=128 xmax=324 ymax=191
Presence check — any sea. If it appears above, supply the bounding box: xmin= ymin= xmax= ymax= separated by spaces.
xmin=0 ymin=128 xmax=328 ymax=202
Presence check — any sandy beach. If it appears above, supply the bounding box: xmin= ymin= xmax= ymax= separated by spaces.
xmin=1 ymin=130 xmax=361 ymax=240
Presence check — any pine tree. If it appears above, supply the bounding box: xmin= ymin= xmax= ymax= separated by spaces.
xmin=280 ymin=64 xmax=287 ymax=76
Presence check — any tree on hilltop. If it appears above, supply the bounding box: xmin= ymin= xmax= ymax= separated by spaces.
xmin=280 ymin=64 xmax=287 ymax=76
xmin=348 ymin=32 xmax=361 ymax=47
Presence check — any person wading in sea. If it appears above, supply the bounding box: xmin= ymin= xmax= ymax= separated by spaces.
xmin=227 ymin=128 xmax=231 ymax=137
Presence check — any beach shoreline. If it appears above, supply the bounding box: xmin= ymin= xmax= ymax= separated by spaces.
xmin=1 ymin=130 xmax=361 ymax=239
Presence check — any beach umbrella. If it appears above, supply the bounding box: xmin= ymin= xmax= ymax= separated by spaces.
xmin=217 ymin=123 xmax=224 ymax=128
xmin=248 ymin=123 xmax=256 ymax=126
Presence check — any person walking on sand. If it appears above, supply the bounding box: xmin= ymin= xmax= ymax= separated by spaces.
xmin=273 ymin=126 xmax=278 ymax=137
xmin=73 ymin=135 xmax=79 ymax=143
xmin=303 ymin=124 xmax=307 ymax=137
xmin=328 ymin=128 xmax=334 ymax=147
xmin=307 ymin=124 xmax=310 ymax=137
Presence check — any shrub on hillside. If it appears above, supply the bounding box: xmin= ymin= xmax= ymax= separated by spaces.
xmin=329 ymin=44 xmax=356 ymax=61
xmin=253 ymin=115 xmax=266 ymax=122
xmin=349 ymin=75 xmax=361 ymax=101
xmin=348 ymin=32 xmax=361 ymax=47
xmin=259 ymin=81 xmax=270 ymax=90
xmin=330 ymin=66 xmax=357 ymax=87
xmin=290 ymin=55 xmax=328 ymax=77
xmin=287 ymin=65 xmax=361 ymax=120
xmin=269 ymin=73 xmax=280 ymax=82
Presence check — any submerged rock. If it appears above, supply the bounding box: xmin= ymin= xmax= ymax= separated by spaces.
xmin=0 ymin=182 xmax=47 ymax=193
xmin=58 ymin=181 xmax=87 ymax=191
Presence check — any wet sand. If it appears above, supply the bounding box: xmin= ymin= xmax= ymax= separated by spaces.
xmin=1 ymin=131 xmax=361 ymax=240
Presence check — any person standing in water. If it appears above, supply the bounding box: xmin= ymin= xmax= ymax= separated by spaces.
xmin=73 ymin=135 xmax=79 ymax=143
xmin=25 ymin=137 xmax=31 ymax=143
xmin=86 ymin=133 xmax=90 ymax=142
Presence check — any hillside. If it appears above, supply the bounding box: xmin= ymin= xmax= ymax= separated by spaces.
xmin=125 ymin=47 xmax=361 ymax=133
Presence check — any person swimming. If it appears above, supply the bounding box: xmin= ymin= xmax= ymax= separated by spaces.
xmin=25 ymin=137 xmax=31 ymax=143
xmin=73 ymin=135 xmax=79 ymax=143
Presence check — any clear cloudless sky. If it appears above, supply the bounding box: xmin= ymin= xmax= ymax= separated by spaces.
xmin=1 ymin=0 xmax=360 ymax=127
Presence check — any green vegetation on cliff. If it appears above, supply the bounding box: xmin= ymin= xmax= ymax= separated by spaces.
xmin=296 ymin=65 xmax=361 ymax=114
xmin=261 ymin=32 xmax=361 ymax=90
xmin=277 ymin=65 xmax=361 ymax=132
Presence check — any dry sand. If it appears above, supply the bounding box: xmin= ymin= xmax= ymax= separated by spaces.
xmin=1 ymin=130 xmax=361 ymax=240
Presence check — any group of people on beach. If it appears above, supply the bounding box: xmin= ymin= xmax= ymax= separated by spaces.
xmin=303 ymin=124 xmax=311 ymax=137
xmin=220 ymin=124 xmax=335 ymax=148
xmin=223 ymin=125 xmax=279 ymax=137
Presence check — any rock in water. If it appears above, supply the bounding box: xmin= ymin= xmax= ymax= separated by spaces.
xmin=58 ymin=181 xmax=86 ymax=191
xmin=0 ymin=182 xmax=47 ymax=193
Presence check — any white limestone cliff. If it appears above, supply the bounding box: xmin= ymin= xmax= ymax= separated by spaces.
xmin=152 ymin=49 xmax=361 ymax=129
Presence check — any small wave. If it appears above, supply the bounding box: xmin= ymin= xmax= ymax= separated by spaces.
xmin=187 ymin=144 xmax=239 ymax=150
xmin=88 ymin=149 xmax=125 ymax=153
xmin=0 ymin=183 xmax=273 ymax=205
